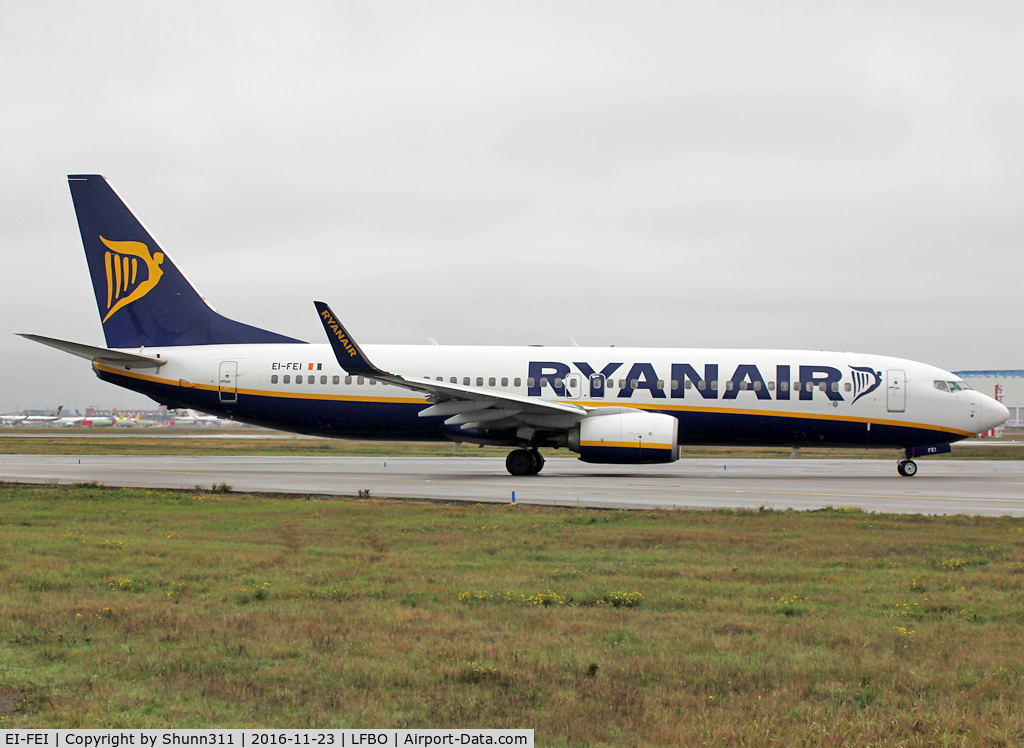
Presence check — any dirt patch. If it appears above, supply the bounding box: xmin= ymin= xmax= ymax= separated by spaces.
xmin=0 ymin=686 xmax=23 ymax=716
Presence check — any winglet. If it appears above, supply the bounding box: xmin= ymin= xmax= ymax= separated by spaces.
xmin=314 ymin=301 xmax=383 ymax=376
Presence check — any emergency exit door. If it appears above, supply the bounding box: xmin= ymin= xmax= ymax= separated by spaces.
xmin=886 ymin=369 xmax=905 ymax=413
xmin=219 ymin=361 xmax=238 ymax=403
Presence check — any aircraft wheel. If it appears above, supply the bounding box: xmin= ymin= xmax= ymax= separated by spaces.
xmin=528 ymin=449 xmax=545 ymax=475
xmin=897 ymin=459 xmax=918 ymax=477
xmin=506 ymin=449 xmax=534 ymax=476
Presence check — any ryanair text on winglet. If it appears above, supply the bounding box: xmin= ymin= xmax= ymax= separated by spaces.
xmin=320 ymin=309 xmax=359 ymax=358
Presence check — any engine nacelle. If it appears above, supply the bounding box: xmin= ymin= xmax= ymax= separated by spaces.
xmin=568 ymin=411 xmax=680 ymax=464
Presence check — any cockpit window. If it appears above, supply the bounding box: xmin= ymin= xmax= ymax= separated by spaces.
xmin=934 ymin=380 xmax=950 ymax=393
xmin=947 ymin=381 xmax=972 ymax=392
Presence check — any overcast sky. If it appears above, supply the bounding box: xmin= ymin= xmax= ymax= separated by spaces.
xmin=2 ymin=2 xmax=1022 ymax=412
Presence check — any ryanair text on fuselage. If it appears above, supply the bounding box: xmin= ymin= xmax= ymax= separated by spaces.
xmin=527 ymin=361 xmax=882 ymax=403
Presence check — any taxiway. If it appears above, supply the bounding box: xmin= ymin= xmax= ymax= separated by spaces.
xmin=1 ymin=455 xmax=1022 ymax=515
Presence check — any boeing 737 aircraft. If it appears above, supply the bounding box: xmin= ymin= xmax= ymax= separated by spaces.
xmin=19 ymin=175 xmax=1008 ymax=476
xmin=1 ymin=406 xmax=63 ymax=425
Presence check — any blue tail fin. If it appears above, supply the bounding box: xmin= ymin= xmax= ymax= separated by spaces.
xmin=68 ymin=175 xmax=303 ymax=348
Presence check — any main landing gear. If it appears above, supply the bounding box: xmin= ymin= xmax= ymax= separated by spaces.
xmin=506 ymin=448 xmax=545 ymax=476
xmin=897 ymin=459 xmax=918 ymax=477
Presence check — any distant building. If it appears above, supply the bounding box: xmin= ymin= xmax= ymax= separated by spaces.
xmin=954 ymin=370 xmax=1024 ymax=428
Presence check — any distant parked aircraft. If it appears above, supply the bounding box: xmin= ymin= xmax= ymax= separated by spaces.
xmin=56 ymin=410 xmax=114 ymax=427
xmin=170 ymin=409 xmax=236 ymax=427
xmin=1 ymin=406 xmax=63 ymax=425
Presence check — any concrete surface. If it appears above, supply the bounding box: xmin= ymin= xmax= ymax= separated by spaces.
xmin=2 ymin=455 xmax=1023 ymax=515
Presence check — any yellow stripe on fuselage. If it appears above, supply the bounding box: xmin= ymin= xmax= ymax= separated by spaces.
xmin=91 ymin=363 xmax=972 ymax=436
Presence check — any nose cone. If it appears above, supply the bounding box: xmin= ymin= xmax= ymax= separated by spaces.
xmin=978 ymin=395 xmax=1010 ymax=432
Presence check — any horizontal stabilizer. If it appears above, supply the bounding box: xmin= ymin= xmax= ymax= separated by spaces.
xmin=17 ymin=333 xmax=167 ymax=368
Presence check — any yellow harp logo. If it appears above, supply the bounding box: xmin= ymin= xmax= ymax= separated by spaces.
xmin=100 ymin=237 xmax=165 ymax=323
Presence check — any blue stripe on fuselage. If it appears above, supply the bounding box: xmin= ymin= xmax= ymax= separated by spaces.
xmin=97 ymin=368 xmax=960 ymax=449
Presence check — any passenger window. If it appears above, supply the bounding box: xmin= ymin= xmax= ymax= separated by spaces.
xmin=670 ymin=380 xmax=678 ymax=389
xmin=321 ymin=375 xmax=327 ymax=384
xmin=726 ymin=381 xmax=735 ymax=391
xmin=345 ymin=376 xmax=352 ymax=385
xmin=697 ymin=381 xmax=705 ymax=390
xmin=630 ymin=379 xmax=638 ymax=389
xmin=934 ymin=380 xmax=950 ymax=392
xmin=819 ymin=383 xmax=827 ymax=392
xmin=436 ymin=377 xmax=442 ymax=381
xmin=489 ymin=377 xmax=496 ymax=386
xmin=830 ymin=382 xmax=838 ymax=392
xmin=463 ymin=377 xmax=470 ymax=386
xmin=618 ymin=379 xmax=626 ymax=388
xmin=754 ymin=381 xmax=761 ymax=391
xmin=656 ymin=379 xmax=664 ymax=389
xmin=685 ymin=380 xmax=692 ymax=390
xmin=501 ymin=377 xmax=508 ymax=387
xmin=515 ymin=378 xmax=522 ymax=387
xmin=369 ymin=379 xmax=376 ymax=386
xmin=794 ymin=381 xmax=800 ymax=391
xmin=333 ymin=376 xmax=340 ymax=385
xmin=806 ymin=382 xmax=814 ymax=392
xmin=554 ymin=377 xmax=563 ymax=388
xmin=296 ymin=375 xmax=303 ymax=384
xmin=271 ymin=375 xmax=279 ymax=384
xmin=780 ymin=381 xmax=789 ymax=392
xmin=768 ymin=381 xmax=775 ymax=391
xmin=526 ymin=378 xmax=534 ymax=387
xmin=283 ymin=375 xmax=291 ymax=384
xmin=450 ymin=377 xmax=457 ymax=384
xmin=357 ymin=376 xmax=365 ymax=385
xmin=569 ymin=377 xmax=577 ymax=387
xmin=476 ymin=377 xmax=483 ymax=386
xmin=310 ymin=377 xmax=316 ymax=385
xmin=540 ymin=378 xmax=548 ymax=387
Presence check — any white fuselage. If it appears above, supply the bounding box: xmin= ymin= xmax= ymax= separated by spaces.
xmin=90 ymin=343 xmax=1008 ymax=448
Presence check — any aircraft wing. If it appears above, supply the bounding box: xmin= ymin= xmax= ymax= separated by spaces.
xmin=17 ymin=334 xmax=167 ymax=368
xmin=314 ymin=301 xmax=587 ymax=431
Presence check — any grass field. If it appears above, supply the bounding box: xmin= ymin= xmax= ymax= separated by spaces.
xmin=2 ymin=483 xmax=1024 ymax=745
xmin=2 ymin=430 xmax=1024 ymax=460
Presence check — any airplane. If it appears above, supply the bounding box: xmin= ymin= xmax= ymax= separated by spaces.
xmin=56 ymin=410 xmax=115 ymax=427
xmin=0 ymin=406 xmax=63 ymax=425
xmin=18 ymin=175 xmax=1009 ymax=477
xmin=113 ymin=413 xmax=158 ymax=428
xmin=169 ymin=409 xmax=237 ymax=427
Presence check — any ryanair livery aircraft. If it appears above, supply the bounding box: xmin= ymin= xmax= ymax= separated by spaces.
xmin=21 ymin=175 xmax=1008 ymax=477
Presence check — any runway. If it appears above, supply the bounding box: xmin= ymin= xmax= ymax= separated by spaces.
xmin=1 ymin=455 xmax=1023 ymax=515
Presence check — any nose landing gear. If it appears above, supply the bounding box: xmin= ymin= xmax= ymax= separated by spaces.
xmin=897 ymin=459 xmax=918 ymax=477
xmin=506 ymin=448 xmax=544 ymax=476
